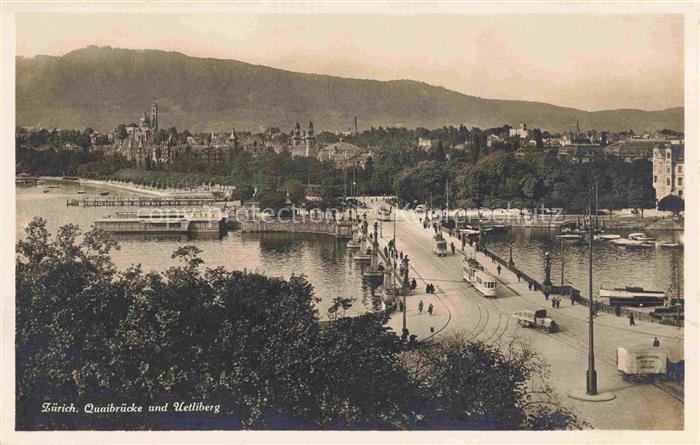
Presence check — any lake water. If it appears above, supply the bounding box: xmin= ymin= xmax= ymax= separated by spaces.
xmin=16 ymin=181 xmax=684 ymax=313
xmin=482 ymin=227 xmax=684 ymax=298
xmin=16 ymin=181 xmax=382 ymax=318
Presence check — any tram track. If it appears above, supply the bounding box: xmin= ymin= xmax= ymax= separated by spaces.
xmin=464 ymin=245 xmax=685 ymax=405
xmin=368 ymin=202 xmax=685 ymax=428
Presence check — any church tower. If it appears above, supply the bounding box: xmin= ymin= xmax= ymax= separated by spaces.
xmin=151 ymin=101 xmax=159 ymax=131
xmin=229 ymin=128 xmax=239 ymax=150
xmin=305 ymin=121 xmax=316 ymax=157
xmin=292 ymin=122 xmax=302 ymax=146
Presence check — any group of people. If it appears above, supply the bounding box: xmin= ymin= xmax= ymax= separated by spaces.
xmin=550 ymin=296 xmax=562 ymax=308
xmin=425 ymin=283 xmax=436 ymax=294
xmin=418 ymin=299 xmax=434 ymax=316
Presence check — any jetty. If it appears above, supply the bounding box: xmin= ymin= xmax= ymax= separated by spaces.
xmin=67 ymin=197 xmax=215 ymax=207
xmin=94 ymin=211 xmax=224 ymax=236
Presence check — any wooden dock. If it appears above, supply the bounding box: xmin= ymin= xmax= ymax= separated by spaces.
xmin=67 ymin=197 xmax=215 ymax=207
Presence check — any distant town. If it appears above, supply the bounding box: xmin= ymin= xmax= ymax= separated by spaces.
xmin=16 ymin=100 xmax=684 ymax=208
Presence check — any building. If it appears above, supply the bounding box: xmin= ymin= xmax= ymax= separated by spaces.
xmin=557 ymin=144 xmax=603 ymax=163
xmin=417 ymin=137 xmax=436 ymax=151
xmin=109 ymin=101 xmax=161 ymax=165
xmin=509 ymin=123 xmax=528 ymax=139
xmin=653 ymin=145 xmax=684 ymax=202
xmin=289 ymin=121 xmax=317 ymax=157
xmin=317 ymin=141 xmax=372 ymax=169
xmin=486 ymin=134 xmax=505 ymax=147
xmin=603 ymin=140 xmax=661 ymax=162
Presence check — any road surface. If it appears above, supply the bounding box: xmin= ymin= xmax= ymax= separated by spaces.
xmin=362 ymin=200 xmax=683 ymax=430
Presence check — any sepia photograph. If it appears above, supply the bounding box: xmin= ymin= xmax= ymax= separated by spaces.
xmin=1 ymin=2 xmax=698 ymax=443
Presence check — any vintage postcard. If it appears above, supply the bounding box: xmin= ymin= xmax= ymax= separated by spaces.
xmin=1 ymin=1 xmax=698 ymax=444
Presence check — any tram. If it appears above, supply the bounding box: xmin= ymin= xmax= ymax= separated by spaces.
xmin=462 ymin=257 xmax=498 ymax=297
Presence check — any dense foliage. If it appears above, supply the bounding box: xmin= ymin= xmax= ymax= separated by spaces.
xmin=17 ymin=124 xmax=658 ymax=214
xmin=657 ymin=194 xmax=684 ymax=215
xmin=17 ymin=219 xmax=582 ymax=430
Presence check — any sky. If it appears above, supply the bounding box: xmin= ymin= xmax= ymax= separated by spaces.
xmin=15 ymin=13 xmax=684 ymax=111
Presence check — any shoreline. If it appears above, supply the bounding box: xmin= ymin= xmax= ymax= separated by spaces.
xmin=79 ymin=178 xmax=169 ymax=197
xmin=41 ymin=176 xmax=177 ymax=197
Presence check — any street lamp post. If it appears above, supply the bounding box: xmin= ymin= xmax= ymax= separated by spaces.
xmin=561 ymin=236 xmax=565 ymax=288
xmin=586 ymin=188 xmax=597 ymax=395
xmin=402 ymin=255 xmax=410 ymax=336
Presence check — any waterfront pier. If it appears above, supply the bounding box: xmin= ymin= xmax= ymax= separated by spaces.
xmin=239 ymin=220 xmax=353 ymax=239
xmin=67 ymin=197 xmax=216 ymax=207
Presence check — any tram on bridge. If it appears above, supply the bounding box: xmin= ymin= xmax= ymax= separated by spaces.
xmin=462 ymin=257 xmax=498 ymax=297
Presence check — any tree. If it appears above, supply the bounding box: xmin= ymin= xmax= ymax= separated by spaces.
xmin=657 ymin=194 xmax=684 ymax=216
xmin=115 ymin=124 xmax=128 ymax=140
xmin=428 ymin=141 xmax=446 ymax=162
xmin=627 ymin=186 xmax=655 ymax=219
xmin=16 ymin=220 xmax=582 ymax=430
xmin=409 ymin=334 xmax=584 ymax=430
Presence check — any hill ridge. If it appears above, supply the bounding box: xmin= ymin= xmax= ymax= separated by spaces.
xmin=16 ymin=46 xmax=684 ymax=133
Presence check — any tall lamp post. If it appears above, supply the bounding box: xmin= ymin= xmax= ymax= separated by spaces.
xmin=569 ymin=182 xmax=614 ymax=402
xmin=586 ymin=188 xmax=597 ymax=395
xmin=402 ymin=255 xmax=410 ymax=336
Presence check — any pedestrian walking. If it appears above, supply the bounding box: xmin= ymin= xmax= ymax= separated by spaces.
xmin=399 ymin=301 xmax=404 ymax=312
xmin=544 ymin=289 xmax=550 ymax=301
xmin=400 ymin=251 xmax=404 ymax=260
xmin=653 ymin=337 xmax=660 ymax=347
xmin=551 ymin=298 xmax=556 ymax=308
xmin=450 ymin=242 xmax=456 ymax=255
xmin=615 ymin=305 xmax=621 ymax=317
xmin=528 ymin=281 xmax=533 ymax=291
xmin=428 ymin=303 xmax=434 ymax=316
xmin=516 ymin=271 xmax=521 ymax=282
xmin=425 ymin=284 xmax=430 ymax=294
xmin=411 ymin=278 xmax=417 ymax=290
xmin=461 ymin=236 xmax=466 ymax=251
xmin=556 ymin=298 xmax=561 ymax=309
xmin=629 ymin=312 xmax=635 ymax=326
xmin=497 ymin=264 xmax=502 ymax=275
xmin=571 ymin=294 xmax=575 ymax=305
xmin=418 ymin=300 xmax=424 ymax=314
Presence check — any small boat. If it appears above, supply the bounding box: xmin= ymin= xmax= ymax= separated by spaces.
xmin=100 ymin=191 xmax=110 ymax=196
xmin=657 ymin=242 xmax=681 ymax=248
xmin=629 ymin=232 xmax=655 ymax=242
xmin=611 ymin=238 xmax=654 ymax=248
xmin=556 ymin=234 xmax=582 ymax=240
xmin=43 ymin=190 xmax=50 ymax=193
xmin=600 ymin=287 xmax=665 ymax=307
xmin=595 ymin=234 xmax=621 ymax=241
xmin=77 ymin=191 xmax=87 ymax=194
xmin=486 ymin=224 xmax=511 ymax=233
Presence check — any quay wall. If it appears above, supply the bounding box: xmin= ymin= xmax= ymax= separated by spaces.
xmin=239 ymin=220 xmax=353 ymax=239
